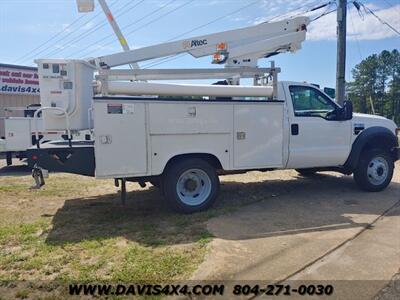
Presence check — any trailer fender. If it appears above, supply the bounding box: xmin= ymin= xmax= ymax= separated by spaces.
xmin=344 ymin=126 xmax=398 ymax=171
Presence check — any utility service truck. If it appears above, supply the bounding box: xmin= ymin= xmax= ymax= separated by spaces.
xmin=27 ymin=16 xmax=399 ymax=213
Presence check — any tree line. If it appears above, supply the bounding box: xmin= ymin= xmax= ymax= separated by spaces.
xmin=348 ymin=49 xmax=400 ymax=125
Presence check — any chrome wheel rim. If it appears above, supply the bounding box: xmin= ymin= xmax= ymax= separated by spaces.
xmin=367 ymin=156 xmax=389 ymax=186
xmin=176 ymin=169 xmax=211 ymax=206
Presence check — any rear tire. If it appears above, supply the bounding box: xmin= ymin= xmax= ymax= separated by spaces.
xmin=296 ymin=169 xmax=317 ymax=176
xmin=353 ymin=148 xmax=394 ymax=192
xmin=163 ymin=158 xmax=220 ymax=213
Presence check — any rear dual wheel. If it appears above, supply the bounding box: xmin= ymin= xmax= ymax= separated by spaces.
xmin=163 ymin=158 xmax=220 ymax=213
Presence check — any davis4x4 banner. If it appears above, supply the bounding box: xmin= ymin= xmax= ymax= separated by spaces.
xmin=0 ymin=64 xmax=40 ymax=95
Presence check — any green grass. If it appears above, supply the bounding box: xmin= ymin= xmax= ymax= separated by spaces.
xmin=0 ymin=169 xmax=288 ymax=298
xmin=0 ymin=218 xmax=206 ymax=281
xmin=0 ymin=173 xmax=215 ymax=298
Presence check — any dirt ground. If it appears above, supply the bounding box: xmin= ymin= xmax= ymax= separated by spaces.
xmin=0 ymin=159 xmax=399 ymax=299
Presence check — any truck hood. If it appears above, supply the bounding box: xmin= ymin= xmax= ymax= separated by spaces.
xmin=352 ymin=113 xmax=397 ymax=134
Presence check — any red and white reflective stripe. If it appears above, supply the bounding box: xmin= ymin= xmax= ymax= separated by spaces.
xmin=31 ymin=132 xmax=63 ymax=135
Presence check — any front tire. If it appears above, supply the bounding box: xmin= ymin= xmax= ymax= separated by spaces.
xmin=163 ymin=158 xmax=220 ymax=213
xmin=353 ymin=148 xmax=394 ymax=192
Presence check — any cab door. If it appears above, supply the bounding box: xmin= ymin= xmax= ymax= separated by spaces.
xmin=286 ymin=85 xmax=352 ymax=169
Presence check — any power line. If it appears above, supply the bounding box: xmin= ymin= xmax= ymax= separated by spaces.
xmin=144 ymin=0 xmax=334 ymax=69
xmin=105 ymin=0 xmax=195 ymax=47
xmin=168 ymin=0 xmax=261 ymax=42
xmin=141 ymin=0 xmax=263 ymax=68
xmin=382 ymin=0 xmax=400 ymax=14
xmin=143 ymin=53 xmax=186 ymax=69
xmin=308 ymin=0 xmax=339 ymax=23
xmin=72 ymin=0 xmax=190 ymax=59
xmin=356 ymin=2 xmax=400 ymax=36
xmin=119 ymin=0 xmax=178 ymax=32
xmin=16 ymin=0 xmax=126 ymax=64
xmin=310 ymin=7 xmax=336 ymax=22
xmin=14 ymin=14 xmax=87 ymax=63
xmin=268 ymin=0 xmax=329 ymax=22
xmin=16 ymin=8 xmax=106 ymax=64
xmin=349 ymin=7 xmax=363 ymax=61
xmin=42 ymin=0 xmax=146 ymax=59
xmin=64 ymin=0 xmax=178 ymax=59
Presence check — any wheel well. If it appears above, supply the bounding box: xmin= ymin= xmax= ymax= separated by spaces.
xmin=361 ymin=135 xmax=397 ymax=156
xmin=163 ymin=153 xmax=223 ymax=173
xmin=344 ymin=127 xmax=397 ymax=172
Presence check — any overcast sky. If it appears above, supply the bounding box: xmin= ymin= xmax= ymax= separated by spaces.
xmin=0 ymin=0 xmax=399 ymax=88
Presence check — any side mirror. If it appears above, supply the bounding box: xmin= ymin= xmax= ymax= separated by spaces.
xmin=342 ymin=100 xmax=353 ymax=120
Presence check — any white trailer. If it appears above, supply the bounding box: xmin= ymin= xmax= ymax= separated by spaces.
xmin=0 ymin=106 xmax=72 ymax=166
xmin=27 ymin=16 xmax=399 ymax=213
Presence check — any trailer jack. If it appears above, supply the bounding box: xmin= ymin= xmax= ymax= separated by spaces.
xmin=31 ymin=165 xmax=45 ymax=189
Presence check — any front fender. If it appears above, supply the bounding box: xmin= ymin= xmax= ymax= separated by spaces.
xmin=343 ymin=126 xmax=398 ymax=171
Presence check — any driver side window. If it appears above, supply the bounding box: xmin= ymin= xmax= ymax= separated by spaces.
xmin=289 ymin=86 xmax=336 ymax=119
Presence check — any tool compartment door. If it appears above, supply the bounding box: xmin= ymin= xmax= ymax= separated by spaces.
xmin=4 ymin=118 xmax=32 ymax=151
xmin=93 ymin=101 xmax=147 ymax=178
xmin=233 ymin=102 xmax=284 ymax=169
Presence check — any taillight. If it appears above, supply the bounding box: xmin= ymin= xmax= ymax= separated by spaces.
xmin=32 ymin=155 xmax=38 ymax=161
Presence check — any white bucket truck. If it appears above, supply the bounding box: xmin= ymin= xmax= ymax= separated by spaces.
xmin=27 ymin=17 xmax=399 ymax=213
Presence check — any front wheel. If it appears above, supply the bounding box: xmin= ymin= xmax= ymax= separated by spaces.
xmin=163 ymin=158 xmax=220 ymax=213
xmin=353 ymin=148 xmax=394 ymax=192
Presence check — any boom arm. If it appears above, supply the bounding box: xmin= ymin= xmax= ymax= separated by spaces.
xmin=92 ymin=17 xmax=309 ymax=69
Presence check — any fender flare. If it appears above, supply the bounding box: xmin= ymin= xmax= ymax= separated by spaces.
xmin=343 ymin=126 xmax=398 ymax=171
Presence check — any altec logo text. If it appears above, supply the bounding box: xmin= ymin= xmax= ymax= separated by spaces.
xmin=182 ymin=39 xmax=208 ymax=49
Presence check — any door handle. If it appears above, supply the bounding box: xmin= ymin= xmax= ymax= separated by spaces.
xmin=291 ymin=124 xmax=299 ymax=135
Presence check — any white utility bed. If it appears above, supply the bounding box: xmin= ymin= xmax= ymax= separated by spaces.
xmin=93 ymin=97 xmax=285 ymax=178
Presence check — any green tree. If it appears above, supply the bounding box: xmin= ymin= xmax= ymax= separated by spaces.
xmin=348 ymin=49 xmax=400 ymax=126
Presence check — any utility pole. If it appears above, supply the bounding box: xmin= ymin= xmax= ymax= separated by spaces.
xmin=336 ymin=0 xmax=347 ymax=106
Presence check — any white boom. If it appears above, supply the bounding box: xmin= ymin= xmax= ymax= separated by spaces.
xmin=93 ymin=16 xmax=309 ymax=69
xmin=35 ymin=16 xmax=310 ymax=131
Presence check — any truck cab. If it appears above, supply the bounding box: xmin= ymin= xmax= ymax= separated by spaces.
xmin=280 ymin=81 xmax=398 ymax=193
